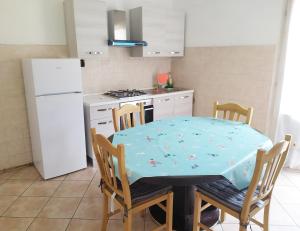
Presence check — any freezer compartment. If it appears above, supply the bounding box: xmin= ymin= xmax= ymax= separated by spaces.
xmin=36 ymin=93 xmax=87 ymax=179
xmin=27 ymin=59 xmax=82 ymax=96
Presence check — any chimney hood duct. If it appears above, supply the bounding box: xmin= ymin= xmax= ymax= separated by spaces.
xmin=107 ymin=10 xmax=147 ymax=47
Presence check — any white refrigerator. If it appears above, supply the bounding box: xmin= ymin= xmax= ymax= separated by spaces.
xmin=22 ymin=59 xmax=87 ymax=179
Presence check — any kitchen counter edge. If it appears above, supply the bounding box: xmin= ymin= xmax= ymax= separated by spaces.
xmin=83 ymin=89 xmax=194 ymax=106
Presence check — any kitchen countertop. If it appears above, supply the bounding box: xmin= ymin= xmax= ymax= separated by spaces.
xmin=83 ymin=88 xmax=194 ymax=106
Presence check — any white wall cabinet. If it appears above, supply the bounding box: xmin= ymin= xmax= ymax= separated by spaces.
xmin=165 ymin=11 xmax=185 ymax=57
xmin=130 ymin=7 xmax=185 ymax=57
xmin=64 ymin=0 xmax=108 ymax=58
xmin=154 ymin=92 xmax=193 ymax=120
xmin=84 ymin=103 xmax=118 ymax=162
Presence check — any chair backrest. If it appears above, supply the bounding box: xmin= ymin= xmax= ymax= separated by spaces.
xmin=213 ymin=101 xmax=253 ymax=125
xmin=112 ymin=103 xmax=145 ymax=132
xmin=90 ymin=128 xmax=132 ymax=206
xmin=241 ymin=134 xmax=292 ymax=218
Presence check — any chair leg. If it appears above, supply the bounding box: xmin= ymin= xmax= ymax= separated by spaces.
xmin=101 ymin=194 xmax=109 ymax=231
xmin=193 ymin=192 xmax=202 ymax=231
xmin=220 ymin=210 xmax=226 ymax=223
xmin=263 ymin=202 xmax=270 ymax=231
xmin=124 ymin=211 xmax=133 ymax=231
xmin=166 ymin=192 xmax=174 ymax=231
xmin=239 ymin=224 xmax=247 ymax=231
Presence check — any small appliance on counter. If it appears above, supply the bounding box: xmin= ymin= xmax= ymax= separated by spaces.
xmin=22 ymin=59 xmax=87 ymax=179
xmin=156 ymin=72 xmax=174 ymax=89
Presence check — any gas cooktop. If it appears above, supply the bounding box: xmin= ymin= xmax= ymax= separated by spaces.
xmin=104 ymin=89 xmax=147 ymax=98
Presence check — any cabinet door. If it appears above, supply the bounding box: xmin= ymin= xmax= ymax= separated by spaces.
xmin=174 ymin=93 xmax=193 ymax=116
xmin=166 ymin=10 xmax=185 ymax=57
xmin=153 ymin=96 xmax=174 ymax=120
xmin=73 ymin=0 xmax=107 ymax=58
xmin=142 ymin=7 xmax=167 ymax=57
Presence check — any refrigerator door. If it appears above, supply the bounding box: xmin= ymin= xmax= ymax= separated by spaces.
xmin=31 ymin=59 xmax=82 ymax=96
xmin=36 ymin=93 xmax=87 ymax=179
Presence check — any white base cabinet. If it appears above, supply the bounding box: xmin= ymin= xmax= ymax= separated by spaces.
xmin=84 ymin=103 xmax=118 ymax=162
xmin=153 ymin=95 xmax=175 ymax=120
xmin=154 ymin=92 xmax=193 ymax=120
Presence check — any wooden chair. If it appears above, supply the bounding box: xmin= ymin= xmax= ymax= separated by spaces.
xmin=90 ymin=128 xmax=174 ymax=231
xmin=112 ymin=103 xmax=145 ymax=132
xmin=192 ymin=135 xmax=292 ymax=231
xmin=213 ymin=101 xmax=253 ymax=125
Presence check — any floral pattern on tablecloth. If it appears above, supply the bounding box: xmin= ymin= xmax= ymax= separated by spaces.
xmin=112 ymin=116 xmax=272 ymax=189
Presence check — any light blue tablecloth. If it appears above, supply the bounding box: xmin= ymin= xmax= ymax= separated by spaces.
xmin=112 ymin=116 xmax=272 ymax=189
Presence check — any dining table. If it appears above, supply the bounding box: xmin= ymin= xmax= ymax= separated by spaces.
xmin=111 ymin=116 xmax=272 ymax=231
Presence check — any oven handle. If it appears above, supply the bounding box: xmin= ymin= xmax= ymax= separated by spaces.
xmin=144 ymin=106 xmax=154 ymax=111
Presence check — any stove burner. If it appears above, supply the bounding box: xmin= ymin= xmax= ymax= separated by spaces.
xmin=104 ymin=89 xmax=147 ymax=98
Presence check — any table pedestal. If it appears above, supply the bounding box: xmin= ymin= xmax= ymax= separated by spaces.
xmin=149 ymin=185 xmax=219 ymax=231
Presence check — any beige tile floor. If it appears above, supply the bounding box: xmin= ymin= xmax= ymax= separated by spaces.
xmin=0 ymin=165 xmax=300 ymax=231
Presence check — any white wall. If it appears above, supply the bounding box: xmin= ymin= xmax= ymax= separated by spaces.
xmin=0 ymin=0 xmax=66 ymax=44
xmin=0 ymin=0 xmax=172 ymax=45
xmin=173 ymin=0 xmax=287 ymax=47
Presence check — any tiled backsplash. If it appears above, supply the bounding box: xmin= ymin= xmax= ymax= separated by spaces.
xmin=0 ymin=45 xmax=170 ymax=171
xmin=171 ymin=46 xmax=277 ymax=132
xmin=82 ymin=48 xmax=171 ymax=94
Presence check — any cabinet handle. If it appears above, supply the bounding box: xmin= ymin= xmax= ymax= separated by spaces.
xmin=165 ymin=98 xmax=170 ymax=102
xmin=98 ymin=122 xmax=107 ymax=125
xmin=170 ymin=51 xmax=180 ymax=54
xmin=180 ymin=95 xmax=189 ymax=99
xmin=87 ymin=51 xmax=103 ymax=55
xmin=97 ymin=109 xmax=107 ymax=112
xmin=148 ymin=51 xmax=160 ymax=55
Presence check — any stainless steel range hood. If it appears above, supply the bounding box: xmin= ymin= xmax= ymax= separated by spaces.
xmin=107 ymin=10 xmax=147 ymax=47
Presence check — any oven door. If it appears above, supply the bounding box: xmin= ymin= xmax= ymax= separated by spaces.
xmin=144 ymin=104 xmax=154 ymax=123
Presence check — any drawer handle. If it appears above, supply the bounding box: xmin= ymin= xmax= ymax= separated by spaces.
xmin=98 ymin=121 xmax=112 ymax=125
xmin=165 ymin=98 xmax=170 ymax=101
xmin=97 ymin=109 xmax=107 ymax=112
xmin=180 ymin=96 xmax=189 ymax=99
xmin=170 ymin=51 xmax=180 ymax=54
xmin=87 ymin=51 xmax=103 ymax=55
xmin=148 ymin=51 xmax=160 ymax=55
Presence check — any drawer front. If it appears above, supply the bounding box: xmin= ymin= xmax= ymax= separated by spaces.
xmin=153 ymin=96 xmax=174 ymax=120
xmin=91 ymin=118 xmax=114 ymax=137
xmin=90 ymin=103 xmax=119 ymax=120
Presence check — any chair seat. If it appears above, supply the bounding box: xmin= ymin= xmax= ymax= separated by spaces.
xmin=196 ymin=177 xmax=261 ymax=212
xmin=113 ymin=179 xmax=172 ymax=205
xmin=130 ymin=181 xmax=172 ymax=205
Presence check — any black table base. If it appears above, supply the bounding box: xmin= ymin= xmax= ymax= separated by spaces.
xmin=149 ymin=185 xmax=219 ymax=231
